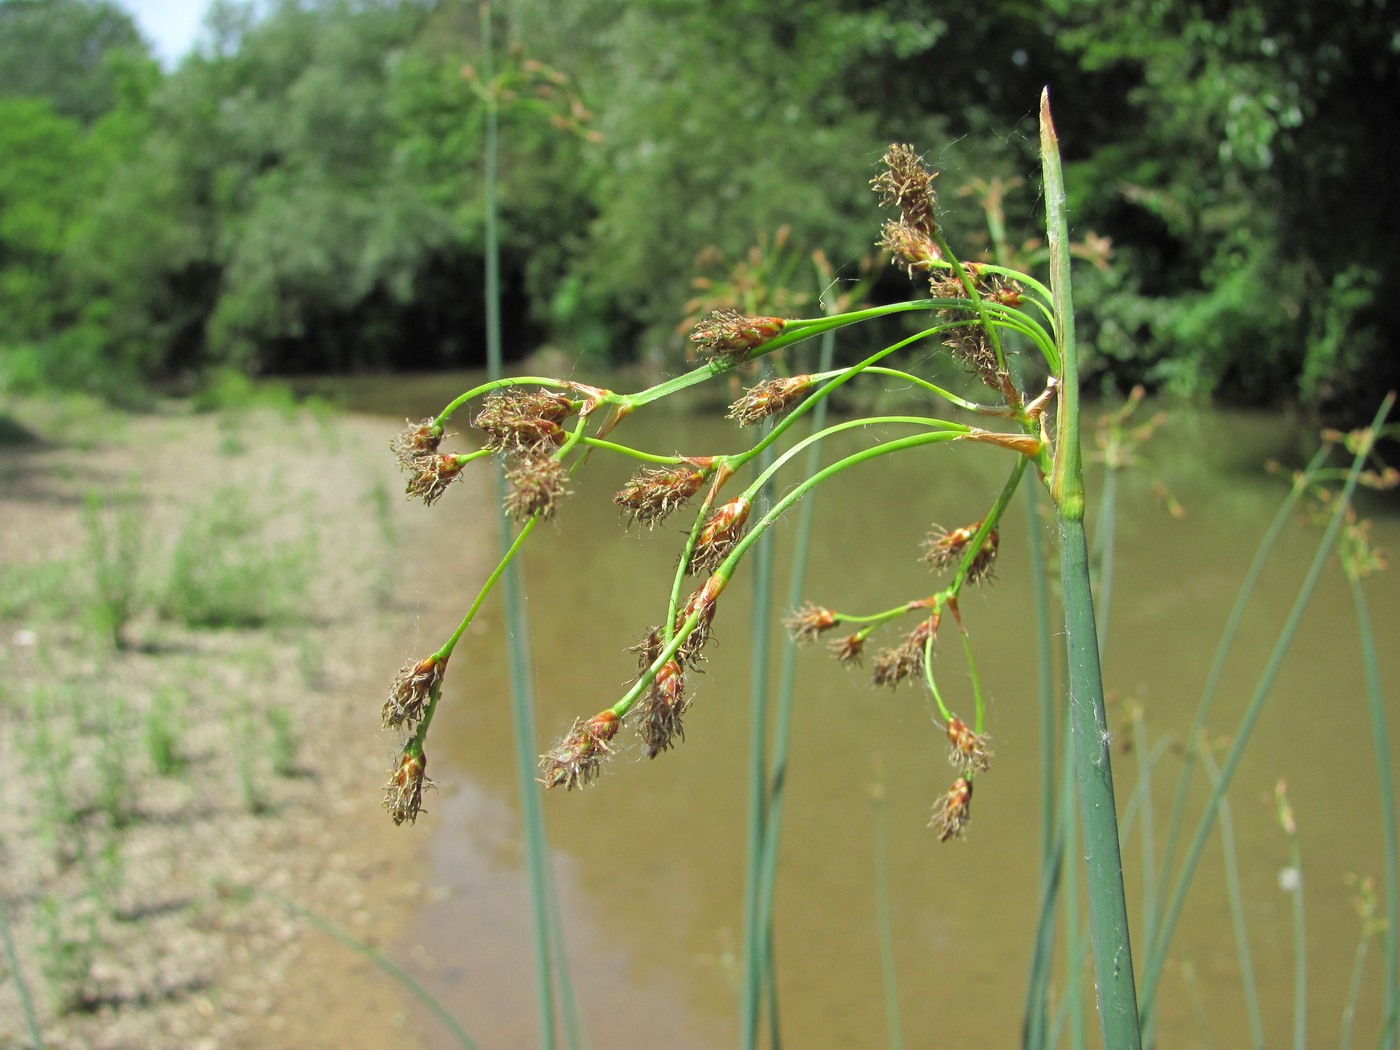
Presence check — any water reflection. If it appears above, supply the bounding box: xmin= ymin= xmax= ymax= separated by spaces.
xmin=360 ymin=373 xmax=1399 ymax=1049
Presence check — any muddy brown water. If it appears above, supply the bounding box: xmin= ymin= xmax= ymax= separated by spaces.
xmin=339 ymin=372 xmax=1399 ymax=1049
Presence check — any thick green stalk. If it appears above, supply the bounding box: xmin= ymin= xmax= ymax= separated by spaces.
xmin=1042 ymin=88 xmax=1142 ymax=1049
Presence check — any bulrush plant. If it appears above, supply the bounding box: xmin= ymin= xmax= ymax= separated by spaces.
xmin=381 ymin=95 xmax=1145 ymax=1046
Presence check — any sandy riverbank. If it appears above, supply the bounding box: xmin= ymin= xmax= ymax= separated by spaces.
xmin=0 ymin=398 xmax=451 ymax=1050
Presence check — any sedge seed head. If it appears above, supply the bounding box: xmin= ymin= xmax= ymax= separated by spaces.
xmin=783 ymin=602 xmax=839 ymax=643
xmin=690 ymin=309 xmax=787 ymax=359
xmin=473 ymin=389 xmax=572 ymax=455
xmin=929 ymin=776 xmax=973 ymax=842
xmin=872 ymin=144 xmax=939 ymax=239
xmin=404 ymin=454 xmax=465 ymax=506
xmin=384 ymin=747 xmax=432 ymax=826
xmin=391 ymin=418 xmax=443 ymax=471
xmin=636 ymin=660 xmax=690 ymax=759
xmin=687 ymin=497 xmax=751 ymax=575
xmin=538 ymin=710 xmax=621 ymax=790
xmin=614 ymin=466 xmax=707 ymax=529
xmin=503 ymin=455 xmax=571 ymax=521
xmin=946 ymin=716 xmax=993 ymax=775
xmin=727 ymin=375 xmax=815 ymax=426
xmin=382 ymin=654 xmax=447 ymax=730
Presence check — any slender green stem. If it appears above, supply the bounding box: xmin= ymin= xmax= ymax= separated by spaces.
xmin=481 ymin=8 xmax=562 ymax=1044
xmin=741 ymin=421 xmax=778 ymax=1050
xmin=872 ymin=774 xmax=905 ymax=1050
xmin=1339 ymin=907 xmax=1375 ymax=1050
xmin=1020 ymin=477 xmax=1059 ymax=1050
xmin=1091 ymin=454 xmax=1118 ymax=658
xmin=1350 ymin=569 xmax=1398 ymax=1050
xmin=1286 ymin=823 xmax=1306 ymax=1050
xmin=257 ymin=889 xmax=479 ymax=1050
xmin=1131 ymin=709 xmax=1156 ymax=980
xmin=1199 ymin=741 xmax=1265 ymax=1049
xmin=748 ymin=324 xmax=841 ymax=1048
xmin=0 ymin=894 xmax=43 ymax=1050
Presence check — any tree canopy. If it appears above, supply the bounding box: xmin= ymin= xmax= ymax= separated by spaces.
xmin=1 ymin=0 xmax=1394 ymax=412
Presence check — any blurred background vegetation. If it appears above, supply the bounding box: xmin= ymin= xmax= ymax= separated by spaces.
xmin=1 ymin=0 xmax=1395 ymax=415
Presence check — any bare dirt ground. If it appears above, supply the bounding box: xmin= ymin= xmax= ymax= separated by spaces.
xmin=0 ymin=398 xmax=451 ymax=1050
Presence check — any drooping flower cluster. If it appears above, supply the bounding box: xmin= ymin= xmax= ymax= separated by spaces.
xmin=473 ymin=389 xmax=573 ymax=455
xmin=472 ymin=388 xmax=578 ymax=520
xmin=504 ymin=455 xmax=571 ymax=522
xmin=392 ymin=416 xmax=468 ymax=506
xmin=635 ymin=659 xmax=689 ymax=758
xmin=871 ymin=613 xmax=940 ymax=688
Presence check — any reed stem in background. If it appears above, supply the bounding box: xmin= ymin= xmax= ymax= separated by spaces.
xmin=871 ymin=768 xmax=905 ymax=1050
xmin=480 ymin=7 xmax=572 ymax=1044
xmin=1349 ymin=565 xmax=1399 ymax=1048
xmin=259 ymin=889 xmax=480 ymax=1050
xmin=1199 ymin=742 xmax=1265 ymax=1048
xmin=1137 ymin=394 xmax=1393 ymax=1036
xmin=743 ymin=323 xmax=839 ymax=1048
xmin=1 ymin=895 xmax=44 ymax=1050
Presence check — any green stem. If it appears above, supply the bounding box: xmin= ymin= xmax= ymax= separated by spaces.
xmin=1199 ymin=741 xmax=1266 ymax=1049
xmin=748 ymin=323 xmax=840 ymax=1048
xmin=872 ymin=776 xmax=905 ymax=1050
xmin=741 ymin=423 xmax=778 ymax=1050
xmin=257 ymin=889 xmax=479 ymax=1049
xmin=0 ymin=894 xmax=43 ymax=1050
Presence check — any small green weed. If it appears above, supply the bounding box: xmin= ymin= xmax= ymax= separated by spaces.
xmin=83 ymin=489 xmax=144 ymax=649
xmin=144 ymin=685 xmax=186 ymax=777
xmin=159 ymin=487 xmax=310 ymax=629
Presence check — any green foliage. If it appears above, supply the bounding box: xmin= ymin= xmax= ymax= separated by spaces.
xmin=0 ymin=0 xmax=148 ymax=123
xmin=1 ymin=0 xmax=1394 ymax=412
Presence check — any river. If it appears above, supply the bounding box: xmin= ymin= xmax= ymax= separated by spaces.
xmin=332 ymin=370 xmax=1399 ymax=1049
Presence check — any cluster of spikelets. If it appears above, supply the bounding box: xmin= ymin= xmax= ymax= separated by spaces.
xmin=781 ymin=515 xmax=999 ymax=841
xmin=380 ymin=144 xmax=1025 ymax=835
